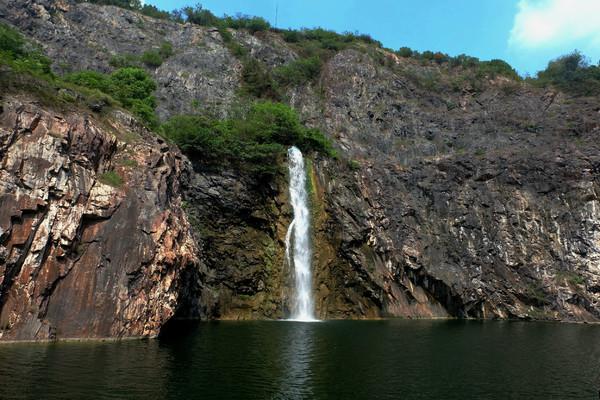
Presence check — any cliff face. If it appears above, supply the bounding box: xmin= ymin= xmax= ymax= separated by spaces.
xmin=0 ymin=96 xmax=199 ymax=340
xmin=1 ymin=0 xmax=600 ymax=341
xmin=305 ymin=51 xmax=600 ymax=321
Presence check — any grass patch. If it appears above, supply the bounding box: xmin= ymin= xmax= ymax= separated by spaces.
xmin=119 ymin=158 xmax=138 ymax=167
xmin=555 ymin=271 xmax=585 ymax=286
xmin=97 ymin=171 xmax=124 ymax=187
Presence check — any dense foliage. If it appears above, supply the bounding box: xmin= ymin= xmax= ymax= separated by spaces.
xmin=64 ymin=67 xmax=158 ymax=127
xmin=160 ymin=101 xmax=335 ymax=175
xmin=0 ymin=23 xmax=160 ymax=126
xmin=534 ymin=51 xmax=600 ymax=96
xmin=0 ymin=23 xmax=51 ymax=76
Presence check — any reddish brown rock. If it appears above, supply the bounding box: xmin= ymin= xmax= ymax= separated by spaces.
xmin=0 ymin=97 xmax=199 ymax=341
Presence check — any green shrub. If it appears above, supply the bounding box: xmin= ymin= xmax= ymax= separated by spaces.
xmin=109 ymin=67 xmax=156 ymax=107
xmin=158 ymin=42 xmax=174 ymax=58
xmin=282 ymin=27 xmax=382 ymax=63
xmin=348 ymin=159 xmax=361 ymax=170
xmin=109 ymin=53 xmax=139 ymax=68
xmin=182 ymin=4 xmax=220 ymax=26
xmin=273 ymin=56 xmax=322 ymax=86
xmin=84 ymin=89 xmax=114 ymax=112
xmin=421 ymin=51 xmax=435 ymax=61
xmin=449 ymin=54 xmax=480 ymax=68
xmin=64 ymin=70 xmax=111 ymax=92
xmin=222 ymin=15 xmax=271 ymax=34
xmin=282 ymin=29 xmax=303 ymax=43
xmin=0 ymin=23 xmax=26 ymax=57
xmin=67 ymin=67 xmax=158 ymax=127
xmin=141 ymin=50 xmax=163 ymax=67
xmin=396 ymin=47 xmax=413 ymax=58
xmin=477 ymin=59 xmax=520 ymax=80
xmin=240 ymin=58 xmax=280 ymax=100
xmin=159 ymin=115 xmax=222 ymax=158
xmin=139 ymin=4 xmax=174 ymax=20
xmin=129 ymin=98 xmax=158 ymax=127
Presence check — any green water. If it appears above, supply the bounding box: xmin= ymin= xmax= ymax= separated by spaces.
xmin=0 ymin=320 xmax=599 ymax=399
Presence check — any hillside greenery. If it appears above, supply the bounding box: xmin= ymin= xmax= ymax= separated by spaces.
xmin=0 ymin=23 xmax=52 ymax=76
xmin=0 ymin=22 xmax=335 ymax=173
xmin=0 ymin=22 xmax=159 ymax=127
xmin=75 ymin=0 xmax=600 ymax=96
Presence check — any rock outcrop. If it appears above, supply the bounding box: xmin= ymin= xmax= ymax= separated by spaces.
xmin=0 ymin=96 xmax=198 ymax=340
xmin=1 ymin=0 xmax=600 ymax=341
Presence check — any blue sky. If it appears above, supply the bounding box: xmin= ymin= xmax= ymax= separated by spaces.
xmin=146 ymin=0 xmax=600 ymax=76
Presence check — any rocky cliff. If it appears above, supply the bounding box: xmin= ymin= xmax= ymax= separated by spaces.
xmin=0 ymin=95 xmax=199 ymax=340
xmin=1 ymin=0 xmax=600 ymax=341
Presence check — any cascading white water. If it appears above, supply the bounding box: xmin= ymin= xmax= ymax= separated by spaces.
xmin=285 ymin=146 xmax=316 ymax=321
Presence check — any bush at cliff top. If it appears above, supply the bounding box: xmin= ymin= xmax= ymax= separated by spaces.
xmin=77 ymin=0 xmax=174 ymax=20
xmin=181 ymin=4 xmax=271 ymax=33
xmin=160 ymin=101 xmax=335 ymax=175
xmin=534 ymin=51 xmax=600 ymax=96
xmin=476 ymin=59 xmax=520 ymax=80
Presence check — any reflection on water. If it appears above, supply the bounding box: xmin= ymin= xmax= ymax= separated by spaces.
xmin=276 ymin=322 xmax=315 ymax=399
xmin=1 ymin=320 xmax=600 ymax=399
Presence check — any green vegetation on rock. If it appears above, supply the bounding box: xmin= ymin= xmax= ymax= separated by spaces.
xmin=98 ymin=171 xmax=124 ymax=187
xmin=240 ymin=58 xmax=281 ymax=100
xmin=0 ymin=23 xmax=161 ymax=127
xmin=160 ymin=101 xmax=335 ymax=176
xmin=0 ymin=23 xmax=51 ymax=76
xmin=65 ymin=67 xmax=158 ymax=127
xmin=273 ymin=56 xmax=322 ymax=86
xmin=395 ymin=46 xmax=520 ymax=81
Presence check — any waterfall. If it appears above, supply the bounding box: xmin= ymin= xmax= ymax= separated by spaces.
xmin=285 ymin=146 xmax=317 ymax=321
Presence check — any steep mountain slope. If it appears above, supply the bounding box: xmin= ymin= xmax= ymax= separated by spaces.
xmin=1 ymin=0 xmax=599 ymax=341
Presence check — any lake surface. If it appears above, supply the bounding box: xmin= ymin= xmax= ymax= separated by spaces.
xmin=0 ymin=320 xmax=599 ymax=399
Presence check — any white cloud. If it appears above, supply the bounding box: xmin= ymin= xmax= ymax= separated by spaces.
xmin=509 ymin=0 xmax=600 ymax=49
